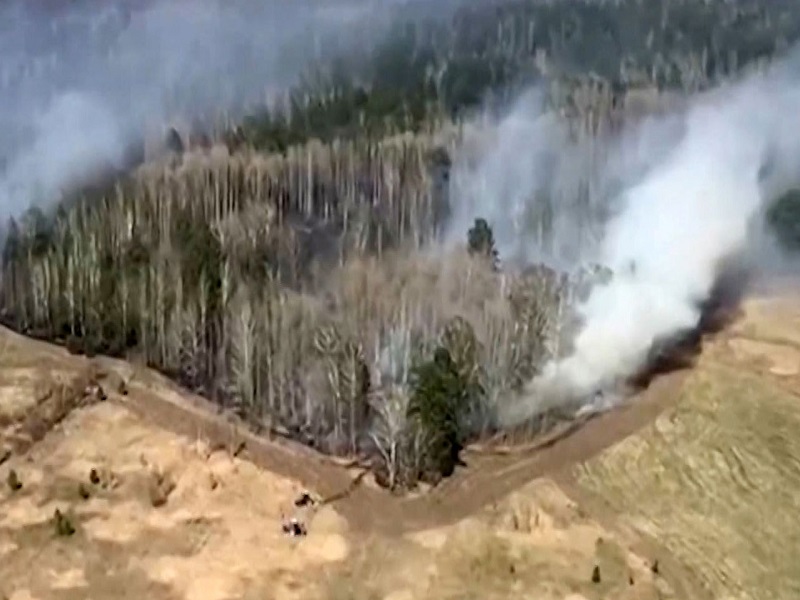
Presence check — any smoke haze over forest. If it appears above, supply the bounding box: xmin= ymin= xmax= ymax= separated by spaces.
xmin=0 ymin=0 xmax=410 ymax=216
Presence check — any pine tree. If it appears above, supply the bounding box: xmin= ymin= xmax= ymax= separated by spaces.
xmin=407 ymin=347 xmax=467 ymax=480
xmin=165 ymin=127 xmax=185 ymax=155
xmin=467 ymin=218 xmax=499 ymax=270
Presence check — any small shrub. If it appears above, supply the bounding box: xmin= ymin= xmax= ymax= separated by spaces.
xmin=78 ymin=483 xmax=91 ymax=500
xmin=88 ymin=466 xmax=120 ymax=490
xmin=591 ymin=564 xmax=601 ymax=583
xmin=6 ymin=469 xmax=21 ymax=492
xmin=53 ymin=509 xmax=76 ymax=537
xmin=148 ymin=471 xmax=176 ymax=508
xmin=651 ymin=559 xmax=659 ymax=575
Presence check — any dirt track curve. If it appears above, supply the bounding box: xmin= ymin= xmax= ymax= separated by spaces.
xmin=112 ymin=355 xmax=689 ymax=535
xmin=0 ymin=323 xmax=690 ymax=536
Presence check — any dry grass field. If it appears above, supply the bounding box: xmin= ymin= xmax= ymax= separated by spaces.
xmin=1 ymin=290 xmax=799 ymax=600
xmin=572 ymin=294 xmax=800 ymax=600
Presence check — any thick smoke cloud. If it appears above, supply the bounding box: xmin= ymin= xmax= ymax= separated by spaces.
xmin=451 ymin=51 xmax=800 ymax=425
xmin=0 ymin=0 xmax=411 ymax=218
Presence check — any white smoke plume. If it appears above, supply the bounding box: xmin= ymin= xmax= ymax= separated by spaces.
xmin=451 ymin=53 xmax=800 ymax=426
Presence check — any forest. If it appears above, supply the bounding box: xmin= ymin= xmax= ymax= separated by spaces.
xmin=2 ymin=0 xmax=800 ymax=490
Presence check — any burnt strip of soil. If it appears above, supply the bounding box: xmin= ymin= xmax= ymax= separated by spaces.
xmin=630 ymin=256 xmax=749 ymax=389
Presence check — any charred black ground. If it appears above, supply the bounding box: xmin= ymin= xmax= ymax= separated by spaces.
xmin=630 ymin=256 xmax=751 ymax=389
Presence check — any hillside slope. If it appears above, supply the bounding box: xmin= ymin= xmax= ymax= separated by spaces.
xmin=570 ymin=293 xmax=800 ymax=599
xmin=0 ymin=290 xmax=799 ymax=599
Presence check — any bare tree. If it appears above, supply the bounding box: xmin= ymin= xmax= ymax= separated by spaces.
xmin=229 ymin=289 xmax=257 ymax=415
xmin=369 ymin=386 xmax=409 ymax=490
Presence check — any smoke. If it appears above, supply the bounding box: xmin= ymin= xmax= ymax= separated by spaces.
xmin=451 ymin=52 xmax=800 ymax=426
xmin=0 ymin=93 xmax=126 ymax=211
xmin=447 ymin=90 xmax=688 ymax=269
xmin=0 ymin=0 xmax=427 ymax=219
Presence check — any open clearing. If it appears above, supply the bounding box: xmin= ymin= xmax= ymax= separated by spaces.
xmin=1 ymin=290 xmax=800 ymax=599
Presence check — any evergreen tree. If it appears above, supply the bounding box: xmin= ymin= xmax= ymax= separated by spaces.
xmin=407 ymin=346 xmax=468 ymax=480
xmin=467 ymin=218 xmax=499 ymax=270
xmin=165 ymin=127 xmax=185 ymax=155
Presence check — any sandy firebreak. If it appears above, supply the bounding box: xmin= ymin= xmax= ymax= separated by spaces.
xmin=1 ymin=290 xmax=800 ymax=599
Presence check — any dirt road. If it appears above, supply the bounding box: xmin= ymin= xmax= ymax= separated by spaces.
xmin=108 ymin=339 xmax=689 ymax=535
xmin=0 ymin=322 xmax=691 ymax=536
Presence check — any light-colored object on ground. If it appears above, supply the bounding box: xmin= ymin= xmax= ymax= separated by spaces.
xmin=383 ymin=591 xmax=414 ymax=600
xmin=281 ymin=515 xmax=307 ymax=537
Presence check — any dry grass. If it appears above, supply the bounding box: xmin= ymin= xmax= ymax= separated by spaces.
xmin=321 ymin=541 xmax=398 ymax=600
xmin=0 ymin=401 xmax=351 ymax=600
xmin=316 ymin=475 xmax=674 ymax=600
xmin=421 ymin=487 xmax=665 ymax=600
xmin=431 ymin=529 xmax=524 ymax=600
xmin=0 ymin=332 xmax=108 ymax=464
xmin=573 ymin=296 xmax=800 ymax=600
xmin=728 ymin=296 xmax=800 ymax=349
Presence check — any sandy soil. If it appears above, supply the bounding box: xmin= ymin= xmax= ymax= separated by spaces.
xmin=324 ymin=477 xmax=679 ymax=600
xmin=0 ymin=400 xmax=352 ymax=600
xmin=0 ymin=395 xmax=670 ymax=600
xmin=1 ymin=291 xmax=799 ymax=599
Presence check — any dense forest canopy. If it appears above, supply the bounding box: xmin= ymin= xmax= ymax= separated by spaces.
xmin=2 ymin=0 xmax=800 ymax=489
xmin=238 ymin=0 xmax=800 ymax=149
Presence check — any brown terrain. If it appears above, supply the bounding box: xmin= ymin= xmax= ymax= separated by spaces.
xmin=2 ymin=288 xmax=800 ymax=599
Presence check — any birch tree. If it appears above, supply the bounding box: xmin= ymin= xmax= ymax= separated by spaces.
xmin=229 ymin=289 xmax=257 ymax=415
xmin=369 ymin=387 xmax=409 ymax=490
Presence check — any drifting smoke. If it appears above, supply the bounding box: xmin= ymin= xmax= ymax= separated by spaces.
xmin=451 ymin=53 xmax=800 ymax=427
xmin=447 ymin=90 xmax=688 ymax=268
xmin=0 ymin=0 xmax=419 ymax=218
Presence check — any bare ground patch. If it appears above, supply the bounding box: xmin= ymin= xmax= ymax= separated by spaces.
xmin=0 ymin=402 xmax=351 ymax=600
